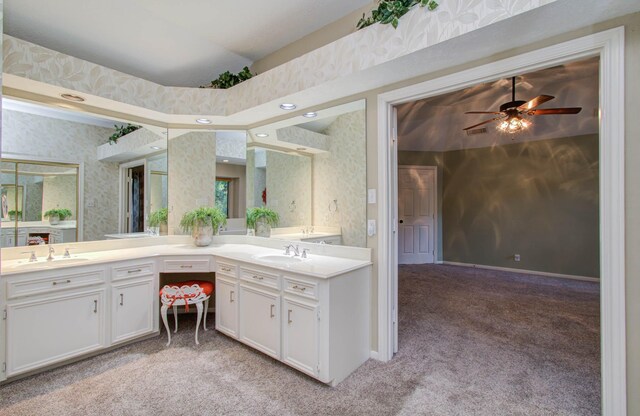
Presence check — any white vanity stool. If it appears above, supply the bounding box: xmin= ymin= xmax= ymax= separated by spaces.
xmin=160 ymin=280 xmax=213 ymax=345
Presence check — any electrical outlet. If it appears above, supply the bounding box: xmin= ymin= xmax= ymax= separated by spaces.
xmin=514 ymin=254 xmax=521 ymax=262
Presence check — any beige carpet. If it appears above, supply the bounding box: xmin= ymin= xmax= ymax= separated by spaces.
xmin=0 ymin=265 xmax=600 ymax=415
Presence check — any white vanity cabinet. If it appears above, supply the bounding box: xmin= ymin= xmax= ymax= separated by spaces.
xmin=110 ymin=261 xmax=157 ymax=344
xmin=4 ymin=267 xmax=108 ymax=377
xmin=215 ymin=257 xmax=371 ymax=386
xmin=215 ymin=261 xmax=239 ymax=338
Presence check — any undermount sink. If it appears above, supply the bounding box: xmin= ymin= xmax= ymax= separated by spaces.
xmin=254 ymin=254 xmax=304 ymax=265
xmin=13 ymin=257 xmax=90 ymax=268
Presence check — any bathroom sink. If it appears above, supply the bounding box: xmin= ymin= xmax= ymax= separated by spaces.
xmin=254 ymin=254 xmax=304 ymax=265
xmin=12 ymin=257 xmax=90 ymax=268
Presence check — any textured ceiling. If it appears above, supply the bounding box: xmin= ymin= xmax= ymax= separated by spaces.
xmin=397 ymin=57 xmax=600 ymax=152
xmin=3 ymin=0 xmax=371 ymax=87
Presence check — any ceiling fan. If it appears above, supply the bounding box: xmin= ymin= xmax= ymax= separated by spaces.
xmin=463 ymin=76 xmax=582 ymax=133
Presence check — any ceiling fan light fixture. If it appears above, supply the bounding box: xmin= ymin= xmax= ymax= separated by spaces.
xmin=498 ymin=116 xmax=530 ymax=133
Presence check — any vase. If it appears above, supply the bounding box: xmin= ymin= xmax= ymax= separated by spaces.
xmin=49 ymin=215 xmax=60 ymax=225
xmin=255 ymin=218 xmax=271 ymax=238
xmin=160 ymin=223 xmax=168 ymax=236
xmin=192 ymin=223 xmax=214 ymax=246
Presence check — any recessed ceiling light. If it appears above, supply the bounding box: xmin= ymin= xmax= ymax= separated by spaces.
xmin=196 ymin=118 xmax=212 ymax=124
xmin=255 ymin=133 xmax=269 ymax=138
xmin=222 ymin=159 xmax=229 ymax=163
xmin=296 ymin=147 xmax=307 ymax=151
xmin=150 ymin=146 xmax=161 ymax=150
xmin=280 ymin=103 xmax=297 ymax=110
xmin=60 ymin=93 xmax=85 ymax=102
xmin=303 ymin=112 xmax=317 ymax=118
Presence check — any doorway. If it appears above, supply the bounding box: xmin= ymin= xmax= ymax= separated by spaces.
xmin=376 ymin=28 xmax=626 ymax=413
xmin=120 ymin=160 xmax=147 ymax=234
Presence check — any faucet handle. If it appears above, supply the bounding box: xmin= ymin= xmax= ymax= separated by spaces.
xmin=284 ymin=245 xmax=291 ymax=255
xmin=301 ymin=248 xmax=310 ymax=259
xmin=63 ymin=248 xmax=71 ymax=258
xmin=22 ymin=250 xmax=37 ymax=262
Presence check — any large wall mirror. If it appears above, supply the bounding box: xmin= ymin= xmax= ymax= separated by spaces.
xmin=247 ymin=100 xmax=366 ymax=247
xmin=0 ymin=97 xmax=168 ymax=247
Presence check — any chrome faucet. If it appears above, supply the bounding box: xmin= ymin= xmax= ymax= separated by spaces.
xmin=284 ymin=243 xmax=300 ymax=256
xmin=47 ymin=245 xmax=55 ymax=261
xmin=22 ymin=250 xmax=37 ymax=262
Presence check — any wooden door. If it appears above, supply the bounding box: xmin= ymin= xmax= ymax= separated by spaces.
xmin=398 ymin=166 xmax=436 ymax=264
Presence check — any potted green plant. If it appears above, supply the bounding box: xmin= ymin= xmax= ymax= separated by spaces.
xmin=8 ymin=210 xmax=22 ymax=221
xmin=180 ymin=206 xmax=227 ymax=246
xmin=149 ymin=207 xmax=169 ymax=235
xmin=246 ymin=207 xmax=279 ymax=238
xmin=44 ymin=208 xmax=72 ymax=225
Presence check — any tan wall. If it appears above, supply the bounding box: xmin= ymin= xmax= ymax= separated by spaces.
xmin=442 ymin=135 xmax=599 ymax=277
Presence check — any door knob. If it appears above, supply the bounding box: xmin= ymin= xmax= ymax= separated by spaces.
xmin=399 ymin=220 xmax=404 ymax=223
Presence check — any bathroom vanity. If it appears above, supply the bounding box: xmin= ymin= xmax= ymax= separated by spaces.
xmin=0 ymin=236 xmax=371 ymax=386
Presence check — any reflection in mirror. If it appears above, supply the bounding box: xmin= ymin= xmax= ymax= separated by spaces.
xmin=247 ymin=100 xmax=366 ymax=247
xmin=167 ymin=129 xmax=246 ymax=235
xmin=1 ymin=97 xmax=168 ymax=246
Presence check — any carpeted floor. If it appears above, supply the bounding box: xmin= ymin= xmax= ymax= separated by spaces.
xmin=0 ymin=265 xmax=600 ymax=415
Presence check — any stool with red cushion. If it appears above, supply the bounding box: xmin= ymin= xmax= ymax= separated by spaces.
xmin=159 ymin=280 xmax=214 ymax=345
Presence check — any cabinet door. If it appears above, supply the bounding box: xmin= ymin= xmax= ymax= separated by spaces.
xmin=282 ymin=297 xmax=319 ymax=377
xmin=239 ymin=284 xmax=280 ymax=359
xmin=112 ymin=278 xmax=155 ymax=344
xmin=215 ymin=276 xmax=238 ymax=338
xmin=6 ymin=289 xmax=106 ymax=376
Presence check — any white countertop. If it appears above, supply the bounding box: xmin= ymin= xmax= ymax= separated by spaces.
xmin=0 ymin=236 xmax=372 ymax=279
xmin=1 ymin=220 xmax=77 ymax=230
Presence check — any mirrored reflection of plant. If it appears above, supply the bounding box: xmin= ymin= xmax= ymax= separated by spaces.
xmin=357 ymin=0 xmax=439 ymax=30
xmin=109 ymin=123 xmax=142 ymax=145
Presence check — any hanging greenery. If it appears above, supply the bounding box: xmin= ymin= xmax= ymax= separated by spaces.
xmin=109 ymin=123 xmax=142 ymax=145
xmin=202 ymin=66 xmax=255 ymax=89
xmin=357 ymin=0 xmax=439 ymax=30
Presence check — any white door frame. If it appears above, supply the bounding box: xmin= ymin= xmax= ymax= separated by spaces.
xmin=376 ymin=28 xmax=626 ymax=415
xmin=118 ymin=159 xmax=147 ymax=233
xmin=397 ymin=165 xmax=438 ymax=266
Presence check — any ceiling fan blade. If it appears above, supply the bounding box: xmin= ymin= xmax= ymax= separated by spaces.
xmin=465 ymin=111 xmax=504 ymax=114
xmin=462 ymin=117 xmax=502 ymax=131
xmin=528 ymin=107 xmax=582 ymax=115
xmin=517 ymin=94 xmax=555 ymax=112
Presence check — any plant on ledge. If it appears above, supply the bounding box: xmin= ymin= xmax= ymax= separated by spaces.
xmin=109 ymin=123 xmax=142 ymax=145
xmin=180 ymin=206 xmax=227 ymax=247
xmin=8 ymin=210 xmax=22 ymax=220
xmin=149 ymin=207 xmax=168 ymax=227
xmin=44 ymin=208 xmax=72 ymax=225
xmin=201 ymin=66 xmax=255 ymax=89
xmin=357 ymin=0 xmax=439 ymax=30
xmin=246 ymin=206 xmax=279 ymax=238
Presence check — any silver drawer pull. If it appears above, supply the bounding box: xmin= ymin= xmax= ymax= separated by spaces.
xmin=270 ymin=304 xmax=275 ymax=318
xmin=230 ymin=291 xmax=235 ymax=303
xmin=120 ymin=293 xmax=124 ymax=306
xmin=292 ymin=285 xmax=306 ymax=292
xmin=93 ymin=300 xmax=98 ymax=313
xmin=252 ymin=275 xmax=264 ymax=280
xmin=127 ymin=269 xmax=142 ymax=274
xmin=288 ymin=309 xmax=293 ymax=324
xmin=52 ymin=279 xmax=71 ymax=286
xmin=180 ymin=265 xmax=193 ymax=269
xmin=221 ymin=267 xmax=231 ymax=272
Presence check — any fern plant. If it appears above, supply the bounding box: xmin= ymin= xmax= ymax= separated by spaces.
xmin=202 ymin=66 xmax=255 ymax=89
xmin=179 ymin=206 xmax=227 ymax=233
xmin=357 ymin=0 xmax=439 ymax=30
xmin=246 ymin=207 xmax=279 ymax=230
xmin=43 ymin=208 xmax=73 ymax=220
xmin=109 ymin=123 xmax=142 ymax=145
xmin=149 ymin=207 xmax=168 ymax=227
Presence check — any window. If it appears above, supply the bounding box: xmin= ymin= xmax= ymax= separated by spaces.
xmin=215 ymin=178 xmax=231 ymax=217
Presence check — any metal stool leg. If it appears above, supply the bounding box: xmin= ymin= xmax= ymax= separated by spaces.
xmin=173 ymin=305 xmax=179 ymax=333
xmin=195 ymin=301 xmax=203 ymax=345
xmin=161 ymin=304 xmax=171 ymax=346
xmin=203 ymin=297 xmax=210 ymax=331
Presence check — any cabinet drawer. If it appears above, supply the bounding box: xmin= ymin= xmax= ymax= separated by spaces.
xmin=163 ymin=258 xmax=210 ymax=273
xmin=112 ymin=262 xmax=154 ymax=281
xmin=240 ymin=266 xmax=279 ymax=290
xmin=283 ymin=276 xmax=318 ymax=300
xmin=216 ymin=261 xmax=238 ymax=278
xmin=7 ymin=269 xmax=106 ymax=300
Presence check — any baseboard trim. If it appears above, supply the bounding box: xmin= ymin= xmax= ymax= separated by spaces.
xmin=441 ymin=261 xmax=599 ymax=283
xmin=369 ymin=350 xmax=380 ymax=360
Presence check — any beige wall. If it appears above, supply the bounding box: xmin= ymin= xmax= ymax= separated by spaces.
xmin=265 ymin=151 xmax=312 ymax=227
xmin=42 ymin=175 xmax=77 ymax=220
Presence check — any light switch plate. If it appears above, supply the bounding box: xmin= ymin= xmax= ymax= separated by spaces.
xmin=367 ymin=219 xmax=376 ymax=236
xmin=367 ymin=189 xmax=376 ymax=204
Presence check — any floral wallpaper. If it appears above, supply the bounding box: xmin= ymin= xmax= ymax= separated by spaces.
xmin=313 ymin=110 xmax=367 ymax=247
xmin=167 ymin=131 xmax=216 ymax=234
xmin=3 ymin=0 xmax=556 ymax=118
xmin=42 ymin=175 xmax=76 ymax=219
xmin=265 ymin=151 xmax=312 ymax=228
xmin=1 ymin=109 xmax=119 ymax=241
